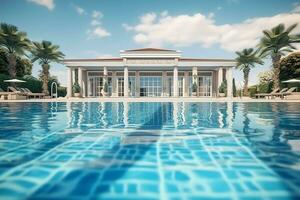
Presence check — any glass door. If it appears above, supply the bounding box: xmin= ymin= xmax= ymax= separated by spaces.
xmin=117 ymin=77 xmax=124 ymax=97
xmin=178 ymin=77 xmax=184 ymax=96
xmin=198 ymin=76 xmax=212 ymax=97
xmin=129 ymin=77 xmax=136 ymax=97
xmin=167 ymin=77 xmax=173 ymax=97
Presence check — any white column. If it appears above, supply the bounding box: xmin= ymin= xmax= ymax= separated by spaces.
xmin=67 ymin=67 xmax=73 ymax=97
xmin=112 ymin=71 xmax=117 ymax=97
xmin=192 ymin=67 xmax=197 ymax=83
xmin=78 ymin=67 xmax=83 ymax=96
xmin=218 ymin=67 xmax=223 ymax=88
xmin=162 ymin=71 xmax=167 ymax=97
xmin=124 ymin=66 xmax=129 ymax=97
xmin=173 ymin=66 xmax=178 ymax=97
xmin=226 ymin=67 xmax=233 ymax=98
xmin=183 ymin=71 xmax=189 ymax=97
xmin=136 ymin=71 xmax=140 ymax=97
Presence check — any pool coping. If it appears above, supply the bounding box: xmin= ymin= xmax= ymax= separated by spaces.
xmin=1 ymin=97 xmax=300 ymax=103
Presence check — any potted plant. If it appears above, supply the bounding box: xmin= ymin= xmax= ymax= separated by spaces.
xmin=218 ymin=81 xmax=227 ymax=97
xmin=102 ymin=81 xmax=108 ymax=97
xmin=72 ymin=82 xmax=81 ymax=97
xmin=192 ymin=82 xmax=197 ymax=96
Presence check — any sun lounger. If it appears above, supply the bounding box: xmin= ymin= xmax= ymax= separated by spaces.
xmin=267 ymin=88 xmax=289 ymax=98
xmin=280 ymin=87 xmax=298 ymax=99
xmin=8 ymin=86 xmax=27 ymax=95
xmin=255 ymin=88 xmax=279 ymax=99
xmin=1 ymin=87 xmax=26 ymax=100
xmin=0 ymin=87 xmax=12 ymax=100
xmin=22 ymin=88 xmax=45 ymax=99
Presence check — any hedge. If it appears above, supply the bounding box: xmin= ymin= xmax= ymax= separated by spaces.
xmin=0 ymin=73 xmax=66 ymax=97
xmin=258 ymin=82 xmax=272 ymax=93
xmin=248 ymin=86 xmax=257 ymax=98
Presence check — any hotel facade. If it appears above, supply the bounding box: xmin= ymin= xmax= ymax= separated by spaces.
xmin=64 ymin=48 xmax=236 ymax=98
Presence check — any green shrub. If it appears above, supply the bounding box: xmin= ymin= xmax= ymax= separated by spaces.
xmin=19 ymin=75 xmax=43 ymax=93
xmin=58 ymin=86 xmax=67 ymax=97
xmin=233 ymin=78 xmax=237 ymax=97
xmin=103 ymin=81 xmax=108 ymax=92
xmin=72 ymin=82 xmax=80 ymax=93
xmin=248 ymin=86 xmax=257 ymax=98
xmin=258 ymin=82 xmax=272 ymax=93
xmin=192 ymin=82 xmax=197 ymax=93
xmin=219 ymin=80 xmax=227 ymax=95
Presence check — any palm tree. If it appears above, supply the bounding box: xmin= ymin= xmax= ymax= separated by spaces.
xmin=0 ymin=23 xmax=31 ymax=80
xmin=236 ymin=48 xmax=263 ymax=96
xmin=258 ymin=23 xmax=300 ymax=89
xmin=31 ymin=41 xmax=64 ymax=95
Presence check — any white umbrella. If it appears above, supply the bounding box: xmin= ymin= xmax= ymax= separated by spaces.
xmin=4 ymin=79 xmax=26 ymax=83
xmin=282 ymin=79 xmax=300 ymax=83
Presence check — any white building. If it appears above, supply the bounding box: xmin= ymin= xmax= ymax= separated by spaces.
xmin=64 ymin=48 xmax=236 ymax=98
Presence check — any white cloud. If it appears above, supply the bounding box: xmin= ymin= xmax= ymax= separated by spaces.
xmin=217 ymin=6 xmax=222 ymax=11
xmin=88 ymin=27 xmax=111 ymax=39
xmin=160 ymin=10 xmax=168 ymax=17
xmin=87 ymin=10 xmax=110 ymax=39
xmin=122 ymin=23 xmax=134 ymax=31
xmin=92 ymin=10 xmax=103 ymax=19
xmin=74 ymin=5 xmax=86 ymax=15
xmin=126 ymin=10 xmax=300 ymax=52
xmin=91 ymin=19 xmax=101 ymax=26
xmin=28 ymin=0 xmax=54 ymax=10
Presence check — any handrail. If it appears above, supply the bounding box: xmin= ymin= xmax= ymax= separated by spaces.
xmin=51 ymin=82 xmax=58 ymax=98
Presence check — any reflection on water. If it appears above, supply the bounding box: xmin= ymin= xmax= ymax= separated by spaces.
xmin=0 ymin=102 xmax=299 ymax=199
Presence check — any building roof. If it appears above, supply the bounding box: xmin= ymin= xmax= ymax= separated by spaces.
xmin=63 ymin=57 xmax=235 ymax=63
xmin=63 ymin=58 xmax=122 ymax=62
xmin=124 ymin=48 xmax=176 ymax=52
xmin=179 ymin=58 xmax=235 ymax=62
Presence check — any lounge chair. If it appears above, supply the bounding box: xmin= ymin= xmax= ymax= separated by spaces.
xmin=267 ymin=88 xmax=289 ymax=99
xmin=0 ymin=87 xmax=11 ymax=100
xmin=255 ymin=88 xmax=279 ymax=99
xmin=2 ymin=87 xmax=26 ymax=100
xmin=22 ymin=88 xmax=45 ymax=99
xmin=280 ymin=87 xmax=298 ymax=99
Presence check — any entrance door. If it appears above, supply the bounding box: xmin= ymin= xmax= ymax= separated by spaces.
xmin=117 ymin=77 xmax=124 ymax=97
xmin=167 ymin=77 xmax=173 ymax=97
xmin=129 ymin=77 xmax=136 ymax=97
xmin=198 ymin=76 xmax=212 ymax=97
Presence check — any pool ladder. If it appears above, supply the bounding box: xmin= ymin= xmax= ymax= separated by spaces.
xmin=51 ymin=82 xmax=58 ymax=99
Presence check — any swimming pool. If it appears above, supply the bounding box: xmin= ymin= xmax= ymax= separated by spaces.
xmin=0 ymin=102 xmax=299 ymax=199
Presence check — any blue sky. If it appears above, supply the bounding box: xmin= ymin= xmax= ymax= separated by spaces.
xmin=1 ymin=0 xmax=300 ymax=86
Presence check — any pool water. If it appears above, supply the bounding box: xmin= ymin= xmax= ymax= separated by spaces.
xmin=0 ymin=102 xmax=299 ymax=200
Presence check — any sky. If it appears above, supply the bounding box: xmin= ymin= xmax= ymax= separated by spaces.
xmin=0 ymin=0 xmax=300 ymax=87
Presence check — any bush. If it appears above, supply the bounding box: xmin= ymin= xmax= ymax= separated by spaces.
xmin=248 ymin=86 xmax=257 ymax=98
xmin=19 ymin=75 xmax=43 ymax=93
xmin=258 ymin=82 xmax=272 ymax=93
xmin=0 ymin=74 xmax=43 ymax=92
xmin=192 ymin=82 xmax=197 ymax=93
xmin=233 ymin=78 xmax=237 ymax=97
xmin=58 ymin=86 xmax=67 ymax=97
xmin=72 ymin=82 xmax=80 ymax=93
xmin=219 ymin=80 xmax=227 ymax=94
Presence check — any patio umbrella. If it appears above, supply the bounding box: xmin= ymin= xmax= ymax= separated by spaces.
xmin=4 ymin=79 xmax=26 ymax=83
xmin=282 ymin=79 xmax=300 ymax=83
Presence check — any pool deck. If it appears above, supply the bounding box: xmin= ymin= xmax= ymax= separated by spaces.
xmin=1 ymin=97 xmax=300 ymax=103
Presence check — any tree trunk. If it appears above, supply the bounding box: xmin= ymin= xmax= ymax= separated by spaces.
xmin=7 ymin=54 xmax=17 ymax=87
xmin=272 ymin=54 xmax=281 ymax=90
xmin=41 ymin=63 xmax=50 ymax=95
xmin=243 ymin=67 xmax=250 ymax=96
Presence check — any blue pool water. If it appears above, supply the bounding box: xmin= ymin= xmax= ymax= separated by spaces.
xmin=0 ymin=102 xmax=299 ymax=200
